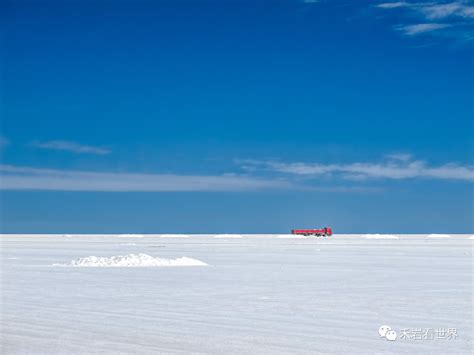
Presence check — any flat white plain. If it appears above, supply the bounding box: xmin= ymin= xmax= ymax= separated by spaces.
xmin=1 ymin=234 xmax=472 ymax=354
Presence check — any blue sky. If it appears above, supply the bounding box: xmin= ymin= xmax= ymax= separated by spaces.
xmin=1 ymin=0 xmax=473 ymax=233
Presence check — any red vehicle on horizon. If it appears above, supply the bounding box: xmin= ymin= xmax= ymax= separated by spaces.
xmin=291 ymin=227 xmax=332 ymax=237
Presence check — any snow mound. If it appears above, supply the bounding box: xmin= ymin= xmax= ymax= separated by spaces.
xmin=277 ymin=234 xmax=307 ymax=239
xmin=54 ymin=253 xmax=207 ymax=267
xmin=469 ymin=236 xmax=474 ymax=240
xmin=63 ymin=234 xmax=73 ymax=238
xmin=426 ymin=234 xmax=451 ymax=238
xmin=117 ymin=234 xmax=144 ymax=238
xmin=120 ymin=243 xmax=137 ymax=246
xmin=363 ymin=234 xmax=399 ymax=239
xmin=214 ymin=234 xmax=242 ymax=238
xmin=159 ymin=234 xmax=189 ymax=238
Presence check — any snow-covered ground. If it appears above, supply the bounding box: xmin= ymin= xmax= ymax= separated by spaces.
xmin=1 ymin=234 xmax=472 ymax=354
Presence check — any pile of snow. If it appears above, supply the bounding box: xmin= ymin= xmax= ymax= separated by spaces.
xmin=363 ymin=234 xmax=399 ymax=239
xmin=159 ymin=234 xmax=189 ymax=238
xmin=54 ymin=253 xmax=207 ymax=267
xmin=117 ymin=234 xmax=144 ymax=238
xmin=213 ymin=234 xmax=242 ymax=238
xmin=120 ymin=243 xmax=137 ymax=246
xmin=62 ymin=234 xmax=73 ymax=238
xmin=426 ymin=234 xmax=451 ymax=238
xmin=469 ymin=236 xmax=474 ymax=240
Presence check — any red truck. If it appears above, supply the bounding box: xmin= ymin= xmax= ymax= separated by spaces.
xmin=291 ymin=227 xmax=332 ymax=237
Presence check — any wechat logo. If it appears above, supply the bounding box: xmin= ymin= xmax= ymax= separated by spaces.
xmin=379 ymin=325 xmax=397 ymax=341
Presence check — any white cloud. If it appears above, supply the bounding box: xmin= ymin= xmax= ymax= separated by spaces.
xmin=376 ymin=1 xmax=474 ymax=39
xmin=31 ymin=140 xmax=111 ymax=155
xmin=0 ymin=165 xmax=289 ymax=192
xmin=420 ymin=2 xmax=474 ymax=19
xmin=376 ymin=2 xmax=411 ymax=9
xmin=377 ymin=1 xmax=474 ymax=18
xmin=240 ymin=156 xmax=474 ymax=182
xmin=397 ymin=23 xmax=452 ymax=35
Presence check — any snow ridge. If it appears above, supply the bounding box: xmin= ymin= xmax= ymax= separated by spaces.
xmin=54 ymin=253 xmax=207 ymax=267
xmin=363 ymin=234 xmax=399 ymax=239
xmin=277 ymin=234 xmax=307 ymax=239
xmin=426 ymin=234 xmax=451 ymax=238
xmin=214 ymin=234 xmax=242 ymax=238
xmin=159 ymin=234 xmax=189 ymax=238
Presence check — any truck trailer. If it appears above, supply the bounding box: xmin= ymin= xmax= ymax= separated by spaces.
xmin=291 ymin=227 xmax=332 ymax=237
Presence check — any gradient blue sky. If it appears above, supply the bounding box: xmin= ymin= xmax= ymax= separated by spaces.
xmin=1 ymin=0 xmax=473 ymax=233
